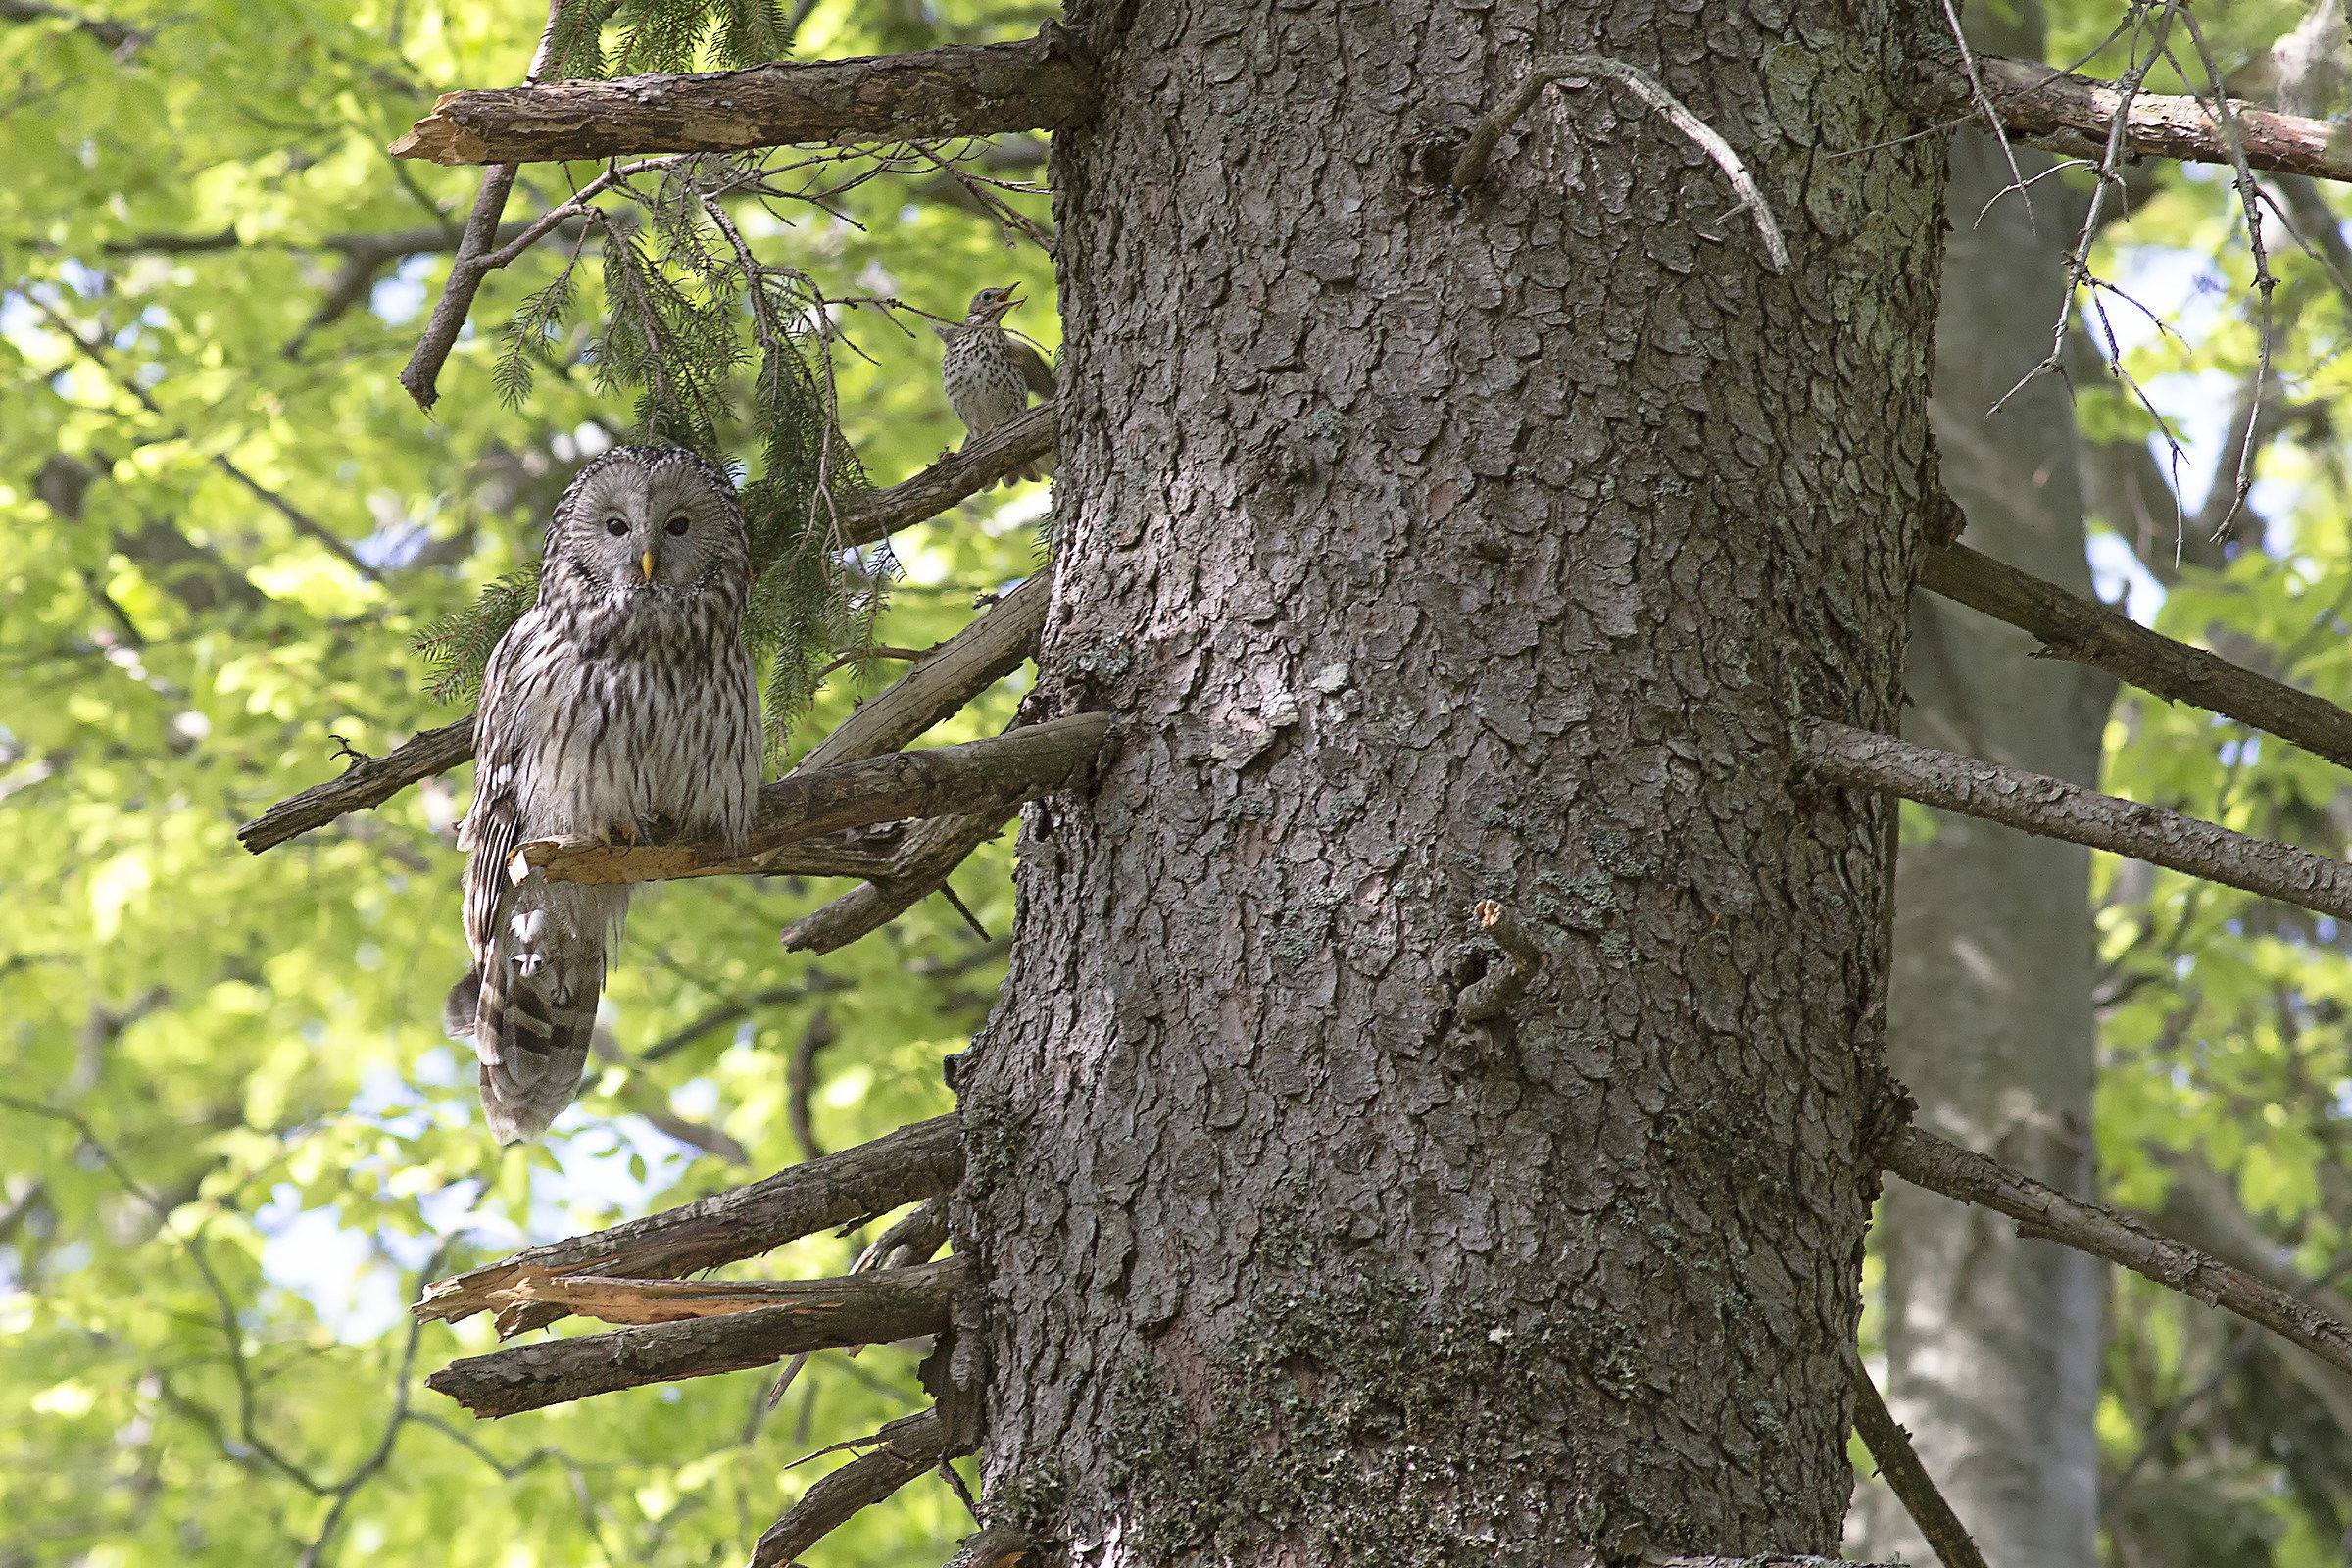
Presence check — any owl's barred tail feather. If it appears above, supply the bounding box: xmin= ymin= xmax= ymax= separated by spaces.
xmin=444 ymin=961 xmax=598 ymax=1145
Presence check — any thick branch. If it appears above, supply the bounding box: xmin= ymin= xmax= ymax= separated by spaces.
xmin=1843 ymin=1355 xmax=1990 ymax=1568
xmin=1918 ymin=53 xmax=2352 ymax=185
xmin=425 ymin=1257 xmax=965 ymax=1418
xmin=238 ymin=413 xmax=1059 ymax=853
xmin=414 ymin=1112 xmax=962 ymax=1329
xmin=391 ymin=29 xmax=1098 ymax=167
xmin=749 ymin=1407 xmax=956 ymax=1568
xmin=1882 ymin=1125 xmax=2352 ymax=1381
xmin=1796 ymin=717 xmax=2352 ymax=922
xmin=796 ymin=566 xmax=1052 ymax=773
xmin=1921 ymin=543 xmax=2352 ymax=771
xmin=515 ymin=711 xmax=1106 ymax=886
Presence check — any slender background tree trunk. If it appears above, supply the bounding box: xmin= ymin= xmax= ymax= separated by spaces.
xmin=1848 ymin=122 xmax=2111 ymax=1566
xmin=960 ymin=2 xmax=1949 ymax=1559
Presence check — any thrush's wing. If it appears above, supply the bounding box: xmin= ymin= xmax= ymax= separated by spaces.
xmin=1011 ymin=339 xmax=1056 ymax=400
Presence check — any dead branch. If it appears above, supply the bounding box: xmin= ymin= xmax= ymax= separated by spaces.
xmin=1843 ymin=1353 xmax=1991 ymax=1568
xmin=766 ymin=1193 xmax=952 ymax=1410
xmin=237 ymin=412 xmax=1060 ymax=854
xmin=796 ymin=566 xmax=1053 ymax=774
xmin=414 ymin=1112 xmax=963 ymax=1331
xmin=780 ymin=803 xmax=1018 ymax=954
xmin=1882 ymin=1125 xmax=2352 ymax=1381
xmin=1796 ymin=718 xmax=2352 ymax=922
xmin=750 ymin=1406 xmax=958 ymax=1567
xmin=425 ymin=1257 xmax=966 ymax=1418
xmin=486 ymin=1265 xmax=950 ymax=1324
xmin=833 ymin=402 xmax=1055 ymax=547
xmin=1451 ymin=53 xmax=1789 ymax=272
xmin=787 ymin=1005 xmax=834 ymax=1162
xmin=390 ymin=29 xmax=1098 ymax=167
xmin=1920 ymin=544 xmax=2352 ymax=771
xmin=1914 ymin=52 xmax=2352 ymax=186
xmin=514 ymin=711 xmax=1107 ymax=887
xmin=397 ymin=0 xmax=568 ymax=411
xmin=236 ymin=718 xmax=478 ymax=854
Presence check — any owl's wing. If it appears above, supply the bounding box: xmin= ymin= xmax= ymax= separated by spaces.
xmin=1012 ymin=340 xmax=1057 ymax=400
xmin=458 ymin=617 xmax=542 ymax=961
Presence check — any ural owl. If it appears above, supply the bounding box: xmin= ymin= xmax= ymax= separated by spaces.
xmin=444 ymin=446 xmax=762 ymax=1143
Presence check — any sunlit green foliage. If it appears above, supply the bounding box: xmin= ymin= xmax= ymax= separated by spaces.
xmin=0 ymin=0 xmax=1054 ymax=1562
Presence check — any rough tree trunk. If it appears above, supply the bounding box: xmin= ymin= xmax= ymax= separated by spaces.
xmin=1848 ymin=126 xmax=2110 ymax=1567
xmin=959 ymin=2 xmax=1949 ymax=1560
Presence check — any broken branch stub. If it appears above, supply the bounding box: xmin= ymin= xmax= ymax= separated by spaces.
xmin=413 ymin=1112 xmax=964 ymax=1331
xmin=426 ymin=1257 xmax=968 ymax=1418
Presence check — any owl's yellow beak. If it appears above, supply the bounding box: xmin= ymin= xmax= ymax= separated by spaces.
xmin=640 ymin=549 xmax=658 ymax=582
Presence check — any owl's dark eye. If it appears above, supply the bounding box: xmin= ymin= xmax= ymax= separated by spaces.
xmin=665 ymin=514 xmax=690 ymax=537
xmin=603 ymin=517 xmax=628 ymax=537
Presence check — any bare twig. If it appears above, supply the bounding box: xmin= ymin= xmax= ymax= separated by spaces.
xmin=766 ymin=1194 xmax=952 ymax=1411
xmin=1882 ymin=1124 xmax=2352 ymax=1381
xmin=413 ymin=1112 xmax=964 ymax=1332
xmin=1936 ymin=0 xmax=2033 ymax=230
xmin=1796 ymin=717 xmax=2352 ymax=923
xmin=390 ymin=29 xmax=1100 ymax=166
xmin=787 ymin=1005 xmax=833 ymax=1162
xmin=638 ymin=975 xmax=854 ymax=1066
xmin=1919 ymin=544 xmax=2352 ymax=771
xmin=514 ymin=712 xmax=1108 ymax=886
xmin=424 ymin=1257 xmax=967 ymax=1417
xmin=2178 ymin=8 xmax=2277 ymax=541
xmin=1450 ymin=53 xmax=1789 ymax=273
xmin=294 ymin=1241 xmax=460 ymax=1568
xmin=1844 ymin=1352 xmax=1992 ymax=1568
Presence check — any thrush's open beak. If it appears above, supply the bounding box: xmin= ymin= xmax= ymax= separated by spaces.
xmin=994 ymin=286 xmax=1023 ymax=316
xmin=641 ymin=549 xmax=658 ymax=583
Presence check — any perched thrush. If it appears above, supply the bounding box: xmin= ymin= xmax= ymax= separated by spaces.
xmin=934 ymin=285 xmax=1056 ymax=486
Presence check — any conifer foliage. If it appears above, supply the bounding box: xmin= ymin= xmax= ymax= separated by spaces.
xmin=417 ymin=0 xmax=877 ymax=745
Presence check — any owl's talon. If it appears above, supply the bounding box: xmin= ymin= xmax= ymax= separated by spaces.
xmin=598 ymin=820 xmax=640 ymax=853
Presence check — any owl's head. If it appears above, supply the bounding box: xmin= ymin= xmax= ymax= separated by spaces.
xmin=545 ymin=446 xmax=750 ymax=603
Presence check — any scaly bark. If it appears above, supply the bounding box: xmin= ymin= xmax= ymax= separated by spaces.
xmin=958 ymin=0 xmax=1948 ymax=1558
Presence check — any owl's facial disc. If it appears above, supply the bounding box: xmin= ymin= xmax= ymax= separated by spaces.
xmin=559 ymin=450 xmax=742 ymax=601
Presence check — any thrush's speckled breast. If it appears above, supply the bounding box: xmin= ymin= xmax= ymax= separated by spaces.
xmin=936 ymin=285 xmax=1055 ymax=487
